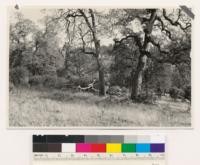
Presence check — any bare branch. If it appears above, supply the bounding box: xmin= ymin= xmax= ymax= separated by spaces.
xmin=155 ymin=16 xmax=172 ymax=39
xmin=89 ymin=9 xmax=96 ymax=28
xmin=64 ymin=10 xmax=83 ymax=18
xmin=114 ymin=34 xmax=143 ymax=50
xmin=78 ymin=26 xmax=96 ymax=56
xmin=162 ymin=9 xmax=191 ymax=31
xmin=78 ymin=9 xmax=94 ymax=35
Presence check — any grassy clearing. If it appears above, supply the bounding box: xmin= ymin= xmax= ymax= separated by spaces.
xmin=9 ymin=87 xmax=191 ymax=127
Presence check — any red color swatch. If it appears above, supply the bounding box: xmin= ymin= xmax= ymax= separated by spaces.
xmin=91 ymin=144 xmax=106 ymax=152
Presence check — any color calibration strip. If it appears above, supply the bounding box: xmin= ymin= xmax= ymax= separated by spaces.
xmin=33 ymin=135 xmax=165 ymax=160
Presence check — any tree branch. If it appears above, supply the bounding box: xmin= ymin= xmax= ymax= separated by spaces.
xmin=78 ymin=26 xmax=96 ymax=56
xmin=150 ymin=43 xmax=191 ymax=65
xmin=78 ymin=9 xmax=95 ymax=37
xmin=64 ymin=10 xmax=83 ymax=18
xmin=89 ymin=9 xmax=96 ymax=28
xmin=156 ymin=53 xmax=191 ymax=65
xmin=155 ymin=16 xmax=172 ymax=39
xmin=114 ymin=34 xmax=143 ymax=50
xmin=162 ymin=9 xmax=191 ymax=31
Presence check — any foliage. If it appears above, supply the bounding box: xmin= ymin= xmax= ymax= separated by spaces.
xmin=110 ymin=40 xmax=139 ymax=87
xmin=169 ymin=86 xmax=185 ymax=100
xmin=55 ymin=77 xmax=69 ymax=89
xmin=184 ymin=85 xmax=191 ymax=101
xmin=10 ymin=66 xmax=29 ymax=86
xmin=9 ymin=14 xmax=36 ymax=68
xmin=29 ymin=75 xmax=57 ymax=87
xmin=9 ymin=9 xmax=191 ymax=102
xmin=29 ymin=75 xmax=45 ymax=86
xmin=43 ymin=75 xmax=57 ymax=87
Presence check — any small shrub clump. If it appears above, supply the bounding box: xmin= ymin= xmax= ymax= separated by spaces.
xmin=43 ymin=75 xmax=57 ymax=88
xmin=184 ymin=85 xmax=191 ymax=101
xmin=10 ymin=66 xmax=29 ymax=86
xmin=169 ymin=86 xmax=185 ymax=100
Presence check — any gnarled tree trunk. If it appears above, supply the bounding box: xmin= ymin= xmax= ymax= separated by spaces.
xmin=131 ymin=9 xmax=157 ymax=101
xmin=131 ymin=55 xmax=147 ymax=100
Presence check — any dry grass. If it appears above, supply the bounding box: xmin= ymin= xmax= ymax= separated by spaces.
xmin=9 ymin=87 xmax=191 ymax=127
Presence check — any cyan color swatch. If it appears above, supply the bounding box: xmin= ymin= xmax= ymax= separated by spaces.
xmin=136 ymin=144 xmax=150 ymax=153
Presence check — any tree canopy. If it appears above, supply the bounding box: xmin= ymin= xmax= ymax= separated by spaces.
xmin=9 ymin=8 xmax=191 ymax=101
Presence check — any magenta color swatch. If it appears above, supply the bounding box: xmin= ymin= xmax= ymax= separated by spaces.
xmin=76 ymin=143 xmax=92 ymax=152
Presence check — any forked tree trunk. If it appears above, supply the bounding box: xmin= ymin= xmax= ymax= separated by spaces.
xmin=131 ymin=55 xmax=147 ymax=100
xmin=131 ymin=9 xmax=157 ymax=101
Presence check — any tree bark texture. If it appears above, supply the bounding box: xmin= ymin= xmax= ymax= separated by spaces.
xmin=131 ymin=9 xmax=157 ymax=100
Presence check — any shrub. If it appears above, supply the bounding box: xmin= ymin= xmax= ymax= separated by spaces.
xmin=10 ymin=66 xmax=29 ymax=86
xmin=43 ymin=65 xmax=57 ymax=76
xmin=43 ymin=75 xmax=57 ymax=87
xmin=169 ymin=87 xmax=185 ymax=100
xmin=29 ymin=75 xmax=45 ymax=86
xmin=121 ymin=87 xmax=129 ymax=93
xmin=69 ymin=76 xmax=92 ymax=87
xmin=29 ymin=75 xmax=57 ymax=88
xmin=56 ymin=68 xmax=66 ymax=77
xmin=55 ymin=77 xmax=71 ymax=89
xmin=106 ymin=86 xmax=122 ymax=96
xmin=144 ymin=96 xmax=157 ymax=104
xmin=143 ymin=90 xmax=158 ymax=104
xmin=184 ymin=85 xmax=191 ymax=101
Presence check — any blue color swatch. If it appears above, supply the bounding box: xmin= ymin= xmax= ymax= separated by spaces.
xmin=136 ymin=144 xmax=150 ymax=153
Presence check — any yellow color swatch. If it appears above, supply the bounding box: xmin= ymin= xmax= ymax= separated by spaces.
xmin=106 ymin=143 xmax=121 ymax=153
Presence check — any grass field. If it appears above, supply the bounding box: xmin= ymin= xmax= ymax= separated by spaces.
xmin=9 ymin=87 xmax=191 ymax=127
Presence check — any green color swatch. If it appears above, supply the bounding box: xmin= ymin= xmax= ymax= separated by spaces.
xmin=122 ymin=143 xmax=136 ymax=152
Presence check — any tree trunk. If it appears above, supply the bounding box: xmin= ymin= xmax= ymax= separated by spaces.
xmin=98 ymin=66 xmax=105 ymax=96
xmin=131 ymin=55 xmax=147 ymax=100
xmin=94 ymin=39 xmax=105 ymax=96
xmin=96 ymin=56 xmax=105 ymax=96
xmin=64 ymin=47 xmax=70 ymax=70
xmin=131 ymin=9 xmax=157 ymax=101
xmin=79 ymin=9 xmax=106 ymax=96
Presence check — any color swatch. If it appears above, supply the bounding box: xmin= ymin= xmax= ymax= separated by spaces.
xmin=33 ymin=135 xmax=165 ymax=153
xmin=106 ymin=143 xmax=121 ymax=153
